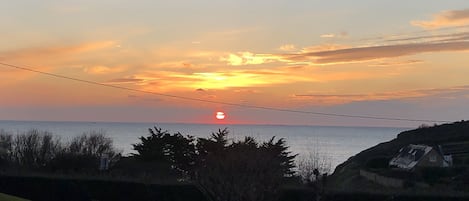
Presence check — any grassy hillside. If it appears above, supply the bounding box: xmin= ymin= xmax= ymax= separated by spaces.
xmin=329 ymin=121 xmax=469 ymax=190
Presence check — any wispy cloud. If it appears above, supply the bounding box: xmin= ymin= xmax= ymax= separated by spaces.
xmin=368 ymin=60 xmax=423 ymax=67
xmin=84 ymin=65 xmax=126 ymax=75
xmin=0 ymin=41 xmax=117 ymax=65
xmin=106 ymin=78 xmax=144 ymax=84
xmin=320 ymin=31 xmax=348 ymax=38
xmin=411 ymin=8 xmax=469 ymax=29
xmin=294 ymin=86 xmax=469 ymax=105
xmin=278 ymin=44 xmax=296 ymax=51
xmin=286 ymin=41 xmax=469 ymax=64
xmin=384 ymin=32 xmax=469 ymax=43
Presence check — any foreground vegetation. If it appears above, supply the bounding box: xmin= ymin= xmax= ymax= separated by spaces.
xmin=2 ymin=122 xmax=469 ymax=201
xmin=0 ymin=129 xmax=120 ymax=174
xmin=0 ymin=127 xmax=328 ymax=201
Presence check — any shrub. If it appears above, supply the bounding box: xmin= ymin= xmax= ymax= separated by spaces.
xmin=296 ymin=149 xmax=332 ymax=184
xmin=48 ymin=130 xmax=121 ymax=173
xmin=9 ymin=130 xmax=62 ymax=169
xmin=0 ymin=129 xmax=120 ymax=173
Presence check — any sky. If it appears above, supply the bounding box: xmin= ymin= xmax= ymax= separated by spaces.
xmin=1 ymin=0 xmax=469 ymax=127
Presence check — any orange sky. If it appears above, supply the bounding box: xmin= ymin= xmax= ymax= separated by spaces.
xmin=1 ymin=1 xmax=469 ymax=127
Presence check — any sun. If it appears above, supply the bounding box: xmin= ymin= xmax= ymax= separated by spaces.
xmin=216 ymin=111 xmax=226 ymax=120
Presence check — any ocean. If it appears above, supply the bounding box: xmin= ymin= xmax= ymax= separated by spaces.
xmin=0 ymin=120 xmax=408 ymax=171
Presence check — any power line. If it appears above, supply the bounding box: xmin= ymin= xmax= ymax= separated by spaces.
xmin=0 ymin=62 xmax=450 ymax=123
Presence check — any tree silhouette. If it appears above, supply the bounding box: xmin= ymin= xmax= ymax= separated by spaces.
xmin=194 ymin=130 xmax=296 ymax=201
xmin=132 ymin=127 xmax=197 ymax=176
xmin=132 ymin=127 xmax=297 ymax=201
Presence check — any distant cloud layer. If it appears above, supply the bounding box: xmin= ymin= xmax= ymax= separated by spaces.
xmin=294 ymin=86 xmax=469 ymax=105
xmin=412 ymin=8 xmax=469 ymax=29
xmin=288 ymin=41 xmax=469 ymax=64
xmin=224 ymin=40 xmax=469 ymax=66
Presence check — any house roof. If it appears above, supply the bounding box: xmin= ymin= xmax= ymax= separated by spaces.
xmin=440 ymin=141 xmax=469 ymax=156
xmin=389 ymin=144 xmax=433 ymax=170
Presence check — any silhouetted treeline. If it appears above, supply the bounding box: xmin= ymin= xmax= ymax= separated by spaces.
xmin=0 ymin=127 xmax=314 ymax=201
xmin=0 ymin=129 xmax=120 ymax=173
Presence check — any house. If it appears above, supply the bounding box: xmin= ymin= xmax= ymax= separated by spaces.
xmin=439 ymin=142 xmax=469 ymax=166
xmin=389 ymin=144 xmax=451 ymax=171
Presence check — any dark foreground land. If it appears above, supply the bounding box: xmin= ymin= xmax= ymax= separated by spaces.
xmin=1 ymin=175 xmax=468 ymax=201
xmin=328 ymin=121 xmax=469 ymax=200
xmin=2 ymin=122 xmax=469 ymax=200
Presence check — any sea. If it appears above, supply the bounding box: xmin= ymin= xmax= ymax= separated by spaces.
xmin=0 ymin=120 xmax=408 ymax=171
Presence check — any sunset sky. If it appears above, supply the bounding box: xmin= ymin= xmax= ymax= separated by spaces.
xmin=1 ymin=1 xmax=469 ymax=127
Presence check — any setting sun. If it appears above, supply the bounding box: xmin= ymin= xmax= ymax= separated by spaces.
xmin=216 ymin=112 xmax=226 ymax=120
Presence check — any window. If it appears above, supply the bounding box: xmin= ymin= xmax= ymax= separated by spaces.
xmin=429 ymin=155 xmax=437 ymax=162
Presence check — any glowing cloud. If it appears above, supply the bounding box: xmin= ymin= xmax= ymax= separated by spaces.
xmin=221 ymin=52 xmax=283 ymax=66
xmin=84 ymin=65 xmax=126 ymax=75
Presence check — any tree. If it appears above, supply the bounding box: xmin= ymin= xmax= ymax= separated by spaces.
xmin=132 ymin=127 xmax=197 ymax=176
xmin=195 ymin=130 xmax=296 ymax=201
xmin=132 ymin=127 xmax=297 ymax=201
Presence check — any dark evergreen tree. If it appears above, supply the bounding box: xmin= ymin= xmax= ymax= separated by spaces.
xmin=132 ymin=127 xmax=197 ymax=176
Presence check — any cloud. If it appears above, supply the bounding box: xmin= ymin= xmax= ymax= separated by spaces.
xmin=294 ymin=85 xmax=469 ymax=105
xmin=121 ymin=68 xmax=314 ymax=92
xmin=320 ymin=34 xmax=336 ymax=38
xmin=0 ymin=41 xmax=117 ymax=63
xmin=222 ymin=29 xmax=469 ymax=66
xmin=385 ymin=32 xmax=469 ymax=43
xmin=84 ymin=65 xmax=126 ymax=75
xmin=278 ymin=44 xmax=296 ymax=51
xmin=320 ymin=31 xmax=348 ymax=38
xmin=300 ymin=44 xmax=352 ymax=53
xmin=369 ymin=60 xmax=423 ymax=67
xmin=106 ymin=78 xmax=144 ymax=84
xmin=411 ymin=8 xmax=469 ymax=29
xmin=221 ymin=52 xmax=283 ymax=66
xmin=286 ymin=41 xmax=469 ymax=64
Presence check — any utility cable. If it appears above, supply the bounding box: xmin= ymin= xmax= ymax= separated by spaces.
xmin=0 ymin=62 xmax=451 ymax=123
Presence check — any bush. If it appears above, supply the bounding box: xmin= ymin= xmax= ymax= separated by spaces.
xmin=296 ymin=149 xmax=331 ymax=184
xmin=48 ymin=131 xmax=121 ymax=173
xmin=0 ymin=129 xmax=62 ymax=169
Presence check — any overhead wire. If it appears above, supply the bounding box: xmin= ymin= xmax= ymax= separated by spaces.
xmin=0 ymin=62 xmax=451 ymax=123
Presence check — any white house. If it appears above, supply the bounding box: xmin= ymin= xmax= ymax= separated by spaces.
xmin=389 ymin=144 xmax=451 ymax=171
